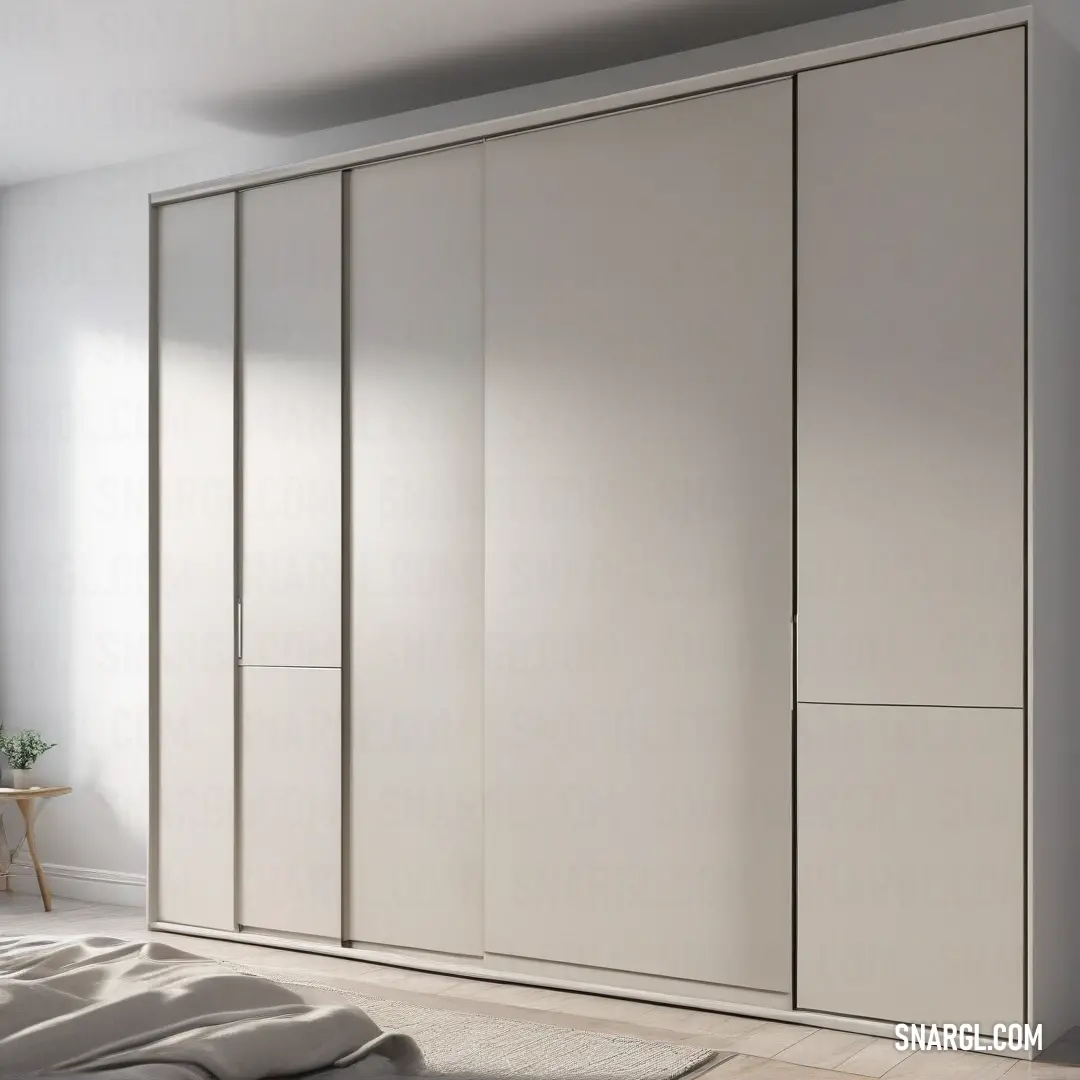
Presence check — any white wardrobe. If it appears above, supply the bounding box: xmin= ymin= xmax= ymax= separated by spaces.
xmin=152 ymin=4 xmax=1080 ymax=1049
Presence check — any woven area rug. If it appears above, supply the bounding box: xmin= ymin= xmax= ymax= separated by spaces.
xmin=240 ymin=965 xmax=724 ymax=1080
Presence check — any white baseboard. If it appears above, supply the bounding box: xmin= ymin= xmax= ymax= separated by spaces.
xmin=7 ymin=859 xmax=146 ymax=907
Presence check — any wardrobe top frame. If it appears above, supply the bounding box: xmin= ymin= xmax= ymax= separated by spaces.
xmin=148 ymin=2 xmax=1031 ymax=207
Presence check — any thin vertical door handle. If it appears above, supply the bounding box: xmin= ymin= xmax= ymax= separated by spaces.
xmin=237 ymin=600 xmax=243 ymax=660
xmin=789 ymin=617 xmax=795 ymax=712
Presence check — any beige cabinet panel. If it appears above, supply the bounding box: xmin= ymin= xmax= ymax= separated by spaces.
xmin=240 ymin=666 xmax=341 ymax=938
xmin=797 ymin=29 xmax=1025 ymax=708
xmin=348 ymin=146 xmax=484 ymax=956
xmin=240 ymin=174 xmax=342 ymax=668
xmin=156 ymin=193 xmax=235 ymax=931
xmin=797 ymin=703 xmax=1024 ymax=1027
xmin=484 ymin=80 xmax=794 ymax=990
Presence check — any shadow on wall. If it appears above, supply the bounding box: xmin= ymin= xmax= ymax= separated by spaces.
xmin=188 ymin=0 xmax=892 ymax=136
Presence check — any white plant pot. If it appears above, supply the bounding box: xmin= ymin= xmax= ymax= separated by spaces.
xmin=9 ymin=769 xmax=31 ymax=789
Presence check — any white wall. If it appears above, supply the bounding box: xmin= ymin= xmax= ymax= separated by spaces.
xmin=0 ymin=0 xmax=1027 ymax=906
xmin=0 ymin=159 xmax=155 ymax=897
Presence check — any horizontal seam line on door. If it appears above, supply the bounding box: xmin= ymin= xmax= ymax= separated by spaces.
xmin=797 ymin=701 xmax=1023 ymax=711
xmin=239 ymin=664 xmax=342 ymax=671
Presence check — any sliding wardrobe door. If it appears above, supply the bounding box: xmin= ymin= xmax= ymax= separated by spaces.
xmin=238 ymin=173 xmax=342 ymax=937
xmin=796 ymin=30 xmax=1025 ymax=1024
xmin=348 ymin=147 xmax=484 ymax=956
xmin=155 ymin=193 xmax=235 ymax=931
xmin=484 ymin=80 xmax=794 ymax=991
xmin=240 ymin=174 xmax=342 ymax=669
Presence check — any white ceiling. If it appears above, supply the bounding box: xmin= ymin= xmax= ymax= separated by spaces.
xmin=0 ymin=0 xmax=893 ymax=186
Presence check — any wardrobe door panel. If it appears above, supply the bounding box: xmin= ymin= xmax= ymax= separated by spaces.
xmin=797 ymin=703 xmax=1024 ymax=1027
xmin=348 ymin=147 xmax=484 ymax=955
xmin=797 ymin=30 xmax=1025 ymax=708
xmin=484 ymin=80 xmax=794 ymax=990
xmin=240 ymin=666 xmax=341 ymax=937
xmin=240 ymin=174 xmax=342 ymax=669
xmin=156 ymin=193 xmax=235 ymax=930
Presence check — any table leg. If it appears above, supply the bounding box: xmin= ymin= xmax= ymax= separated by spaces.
xmin=17 ymin=800 xmax=50 ymax=912
xmin=0 ymin=815 xmax=10 ymax=892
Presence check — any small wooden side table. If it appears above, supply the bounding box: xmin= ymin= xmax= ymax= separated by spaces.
xmin=0 ymin=786 xmax=72 ymax=911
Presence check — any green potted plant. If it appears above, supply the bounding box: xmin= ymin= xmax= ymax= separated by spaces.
xmin=0 ymin=730 xmax=57 ymax=789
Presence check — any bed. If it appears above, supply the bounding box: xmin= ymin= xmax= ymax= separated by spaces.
xmin=0 ymin=935 xmax=423 ymax=1079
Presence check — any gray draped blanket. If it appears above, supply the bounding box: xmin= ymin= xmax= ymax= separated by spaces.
xmin=0 ymin=935 xmax=424 ymax=1080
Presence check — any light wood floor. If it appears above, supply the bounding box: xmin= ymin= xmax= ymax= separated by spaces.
xmin=1 ymin=891 xmax=1076 ymax=1079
